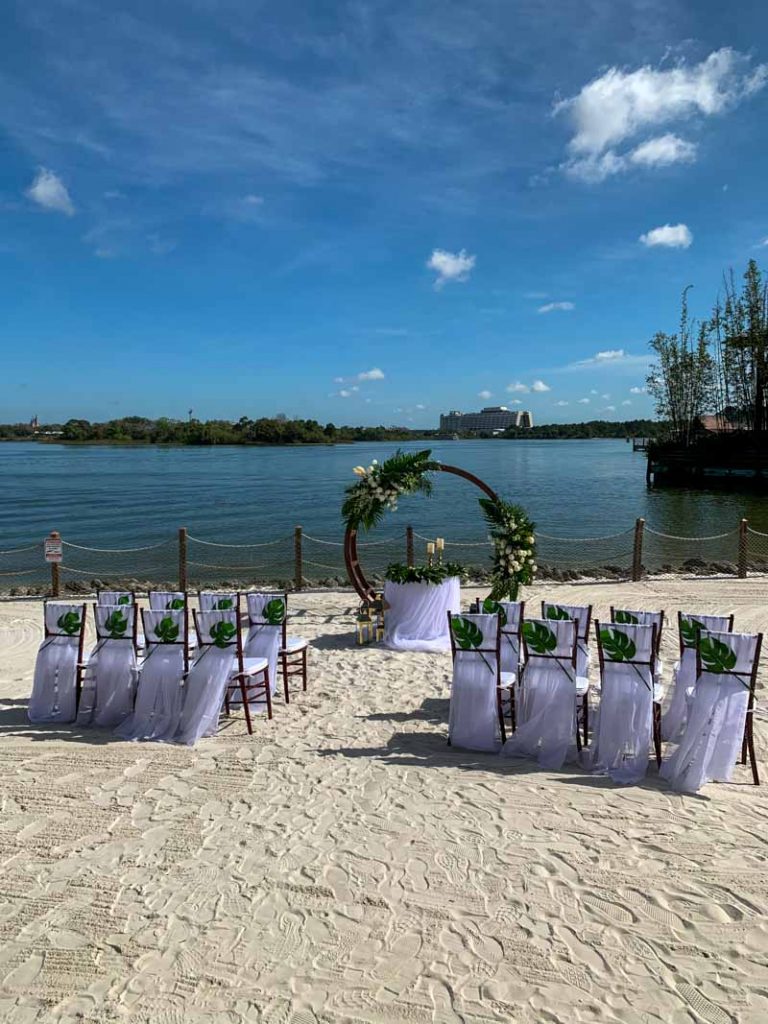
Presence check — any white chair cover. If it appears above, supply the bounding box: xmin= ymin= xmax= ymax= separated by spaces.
xmin=543 ymin=603 xmax=591 ymax=684
xmin=662 ymin=613 xmax=733 ymax=742
xmin=498 ymin=601 xmax=524 ymax=681
xmin=115 ymin=610 xmax=186 ymax=742
xmin=148 ymin=591 xmax=186 ymax=611
xmin=78 ymin=605 xmax=137 ymax=728
xmin=448 ymin=613 xmax=500 ymax=752
xmin=501 ymin=618 xmax=578 ymax=770
xmin=612 ymin=609 xmax=664 ymax=682
xmin=382 ymin=578 xmax=460 ymax=652
xmin=591 ymin=624 xmax=655 ymax=785
xmin=173 ymin=610 xmax=237 ymax=746
xmin=199 ymin=592 xmax=238 ymax=611
xmin=244 ymin=593 xmax=284 ymax=695
xmin=662 ymin=631 xmax=758 ymax=794
xmin=97 ymin=591 xmax=134 ymax=606
xmin=28 ymin=603 xmax=84 ymax=724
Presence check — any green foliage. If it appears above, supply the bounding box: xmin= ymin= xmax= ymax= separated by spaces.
xmin=154 ymin=616 xmax=180 ymax=643
xmin=342 ymin=449 xmax=439 ymax=531
xmin=501 ymin=418 xmax=661 ymax=439
xmin=680 ymin=616 xmax=706 ymax=648
xmin=117 ymin=595 xmax=131 ymax=605
xmin=215 ymin=598 xmax=234 ymax=610
xmin=599 ymin=628 xmax=637 ymax=662
xmin=614 ymin=610 xmax=639 ymax=624
xmin=544 ymin=604 xmax=571 ymax=621
xmin=699 ymin=635 xmax=738 ymax=673
xmin=480 ymin=496 xmax=537 ymax=601
xmin=166 ymin=597 xmax=185 ymax=610
xmin=522 ymin=621 xmax=557 ymax=655
xmin=104 ymin=609 xmax=128 ymax=638
xmin=385 ymin=562 xmax=465 ymax=585
xmin=451 ymin=616 xmax=484 ymax=651
xmin=481 ymin=597 xmax=508 ymax=626
xmin=56 ymin=611 xmax=81 ymax=636
xmin=263 ymin=598 xmax=286 ymax=624
xmin=210 ymin=620 xmax=237 ymax=647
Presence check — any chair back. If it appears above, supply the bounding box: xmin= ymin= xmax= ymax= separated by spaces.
xmin=193 ymin=608 xmax=243 ymax=674
xmin=97 ymin=590 xmax=134 ymax=607
xmin=448 ymin=612 xmax=501 ymax=679
xmin=141 ymin=608 xmax=189 ymax=671
xmin=44 ymin=601 xmax=87 ymax=641
xmin=542 ymin=601 xmax=591 ymax=641
xmin=93 ymin=603 xmax=138 ymax=645
xmin=245 ymin=591 xmax=288 ymax=635
xmin=523 ymin=617 xmax=577 ymax=667
xmin=696 ymin=630 xmax=762 ymax=691
xmin=148 ymin=590 xmax=187 ymax=611
xmin=596 ymin=621 xmax=657 ymax=680
xmin=678 ymin=611 xmax=734 ymax=654
xmin=611 ymin=608 xmax=664 ymax=653
xmin=198 ymin=591 xmax=238 ymax=612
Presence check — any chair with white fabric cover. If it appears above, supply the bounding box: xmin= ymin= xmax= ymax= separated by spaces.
xmin=501 ymin=618 xmax=580 ymax=770
xmin=115 ymin=608 xmax=189 ymax=742
xmin=497 ymin=599 xmax=525 ymax=731
xmin=447 ymin=611 xmax=505 ymax=751
xmin=148 ymin=590 xmax=187 ymax=611
xmin=198 ymin=591 xmax=238 ymax=612
xmin=78 ymin=603 xmax=139 ymax=728
xmin=275 ymin=594 xmax=310 ymax=698
xmin=542 ymin=601 xmax=592 ymax=745
xmin=662 ymin=630 xmax=762 ymax=792
xmin=591 ymin=621 xmax=660 ymax=784
xmin=28 ymin=601 xmax=87 ymax=724
xmin=97 ymin=590 xmax=135 ymax=607
xmin=610 ymin=607 xmax=665 ymax=685
xmin=243 ymin=592 xmax=284 ymax=700
xmin=662 ymin=611 xmax=734 ymax=742
xmin=174 ymin=605 xmax=271 ymax=745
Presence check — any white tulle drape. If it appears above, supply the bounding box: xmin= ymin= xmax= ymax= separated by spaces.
xmin=662 ymin=631 xmax=756 ymax=794
xmin=115 ymin=610 xmax=186 ymax=742
xmin=28 ymin=603 xmax=84 ymax=724
xmin=78 ymin=605 xmax=137 ymax=728
xmin=199 ymin=592 xmax=238 ymax=611
xmin=499 ymin=601 xmax=524 ymax=681
xmin=590 ymin=625 xmax=655 ymax=785
xmin=244 ymin=627 xmax=280 ymax=697
xmin=501 ymin=619 xmax=578 ymax=769
xmin=543 ymin=603 xmax=591 ymax=687
xmin=662 ymin=613 xmax=733 ymax=742
xmin=448 ymin=614 xmax=500 ymax=751
xmin=98 ymin=591 xmax=134 ymax=606
xmin=382 ymin=578 xmax=460 ymax=652
xmin=148 ymin=591 xmax=186 ymax=611
xmin=173 ymin=610 xmax=237 ymax=746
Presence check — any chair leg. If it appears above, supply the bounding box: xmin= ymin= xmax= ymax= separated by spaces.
xmin=224 ymin=689 xmax=231 ymax=717
xmin=282 ymin=654 xmax=290 ymax=704
xmin=510 ymin=685 xmax=516 ymax=733
xmin=741 ymin=723 xmax=748 ymax=765
xmin=264 ymin=670 xmax=273 ymax=720
xmin=497 ymin=690 xmax=507 ymax=745
xmin=302 ymin=647 xmax=308 ymax=691
xmin=238 ymin=678 xmax=254 ymax=735
xmin=747 ymin=716 xmax=759 ymax=786
xmin=582 ymin=693 xmax=589 ymax=747
xmin=653 ymin=703 xmax=662 ymax=768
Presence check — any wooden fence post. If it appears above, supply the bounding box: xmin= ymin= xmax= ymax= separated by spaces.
xmin=632 ymin=518 xmax=645 ymax=582
xmin=178 ymin=527 xmax=188 ymax=592
xmin=294 ymin=526 xmax=303 ymax=591
xmin=406 ymin=525 xmax=414 ymax=567
xmin=48 ymin=530 xmax=61 ymax=598
xmin=738 ymin=518 xmax=748 ymax=579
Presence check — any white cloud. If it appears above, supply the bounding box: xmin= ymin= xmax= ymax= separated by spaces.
xmin=243 ymin=194 xmax=264 ymax=205
xmin=577 ymin=398 xmax=590 ymax=404
xmin=555 ymin=400 xmax=569 ymax=407
xmin=531 ymin=379 xmax=551 ymax=393
xmin=595 ymin=349 xmax=625 ymax=361
xmin=602 ymin=405 xmax=616 ymax=412
xmin=25 ymin=168 xmax=75 ymax=216
xmin=507 ymin=399 xmax=522 ymax=406
xmin=357 ymin=367 xmax=385 ymax=381
xmin=629 ymin=385 xmax=646 ymax=394
xmin=338 ymin=389 xmax=352 ymax=398
xmin=427 ymin=248 xmax=476 ymax=289
xmin=415 ymin=403 xmax=427 ymax=410
xmin=333 ymin=376 xmax=344 ymax=384
xmin=538 ymin=301 xmax=575 ymax=314
xmin=556 ymin=49 xmax=767 ymax=182
xmin=640 ymin=223 xmax=692 ymax=249
xmin=601 ymin=393 xmax=611 ymax=400
xmin=759 ymin=238 xmax=768 ymax=247
xmin=590 ymin=389 xmax=599 ymax=395
xmin=629 ymin=133 xmax=697 ymax=168
xmin=622 ymin=400 xmax=632 ymax=406
xmin=507 ymin=381 xmax=530 ymax=393
xmin=478 ymin=390 xmax=493 ymax=400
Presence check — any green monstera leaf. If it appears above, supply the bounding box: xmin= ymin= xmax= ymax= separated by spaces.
xmin=166 ymin=597 xmax=185 ymax=610
xmin=599 ymin=628 xmax=637 ymax=662
xmin=57 ymin=610 xmax=82 ymax=636
xmin=263 ymin=598 xmax=286 ymax=625
xmin=523 ymin=621 xmax=558 ymax=655
xmin=699 ymin=635 xmax=738 ymax=673
xmin=544 ymin=604 xmax=571 ymax=622
xmin=614 ymin=610 xmax=639 ymax=625
xmin=210 ymin=620 xmax=237 ymax=648
xmin=154 ymin=616 xmax=180 ymax=643
xmin=215 ymin=598 xmax=234 ymax=610
xmin=104 ymin=609 xmax=128 ymax=638
xmin=451 ymin=616 xmax=484 ymax=651
xmin=117 ymin=595 xmax=131 ymax=605
xmin=680 ymin=616 xmax=706 ymax=648
xmin=482 ymin=597 xmax=508 ymax=627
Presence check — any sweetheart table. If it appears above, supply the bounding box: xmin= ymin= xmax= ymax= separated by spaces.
xmin=382 ymin=577 xmax=461 ymax=652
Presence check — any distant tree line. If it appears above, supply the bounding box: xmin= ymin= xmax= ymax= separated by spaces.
xmin=500 ymin=419 xmax=660 ymax=440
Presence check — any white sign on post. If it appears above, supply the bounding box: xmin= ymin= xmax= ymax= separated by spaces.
xmin=44 ymin=535 xmax=63 ymax=563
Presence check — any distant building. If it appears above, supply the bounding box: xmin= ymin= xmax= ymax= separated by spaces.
xmin=439 ymin=406 xmax=533 ymax=435
xmin=30 ymin=415 xmax=39 ymax=431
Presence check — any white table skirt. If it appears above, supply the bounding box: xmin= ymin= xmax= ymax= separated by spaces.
xmin=382 ymin=578 xmax=461 ymax=652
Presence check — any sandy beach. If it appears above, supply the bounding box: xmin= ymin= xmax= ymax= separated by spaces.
xmin=1 ymin=577 xmax=767 ymax=1024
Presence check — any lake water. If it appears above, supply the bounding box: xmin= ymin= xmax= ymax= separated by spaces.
xmin=1 ymin=439 xmax=764 ymax=550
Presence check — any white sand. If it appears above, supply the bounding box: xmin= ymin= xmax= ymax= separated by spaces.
xmin=1 ymin=578 xmax=767 ymax=1024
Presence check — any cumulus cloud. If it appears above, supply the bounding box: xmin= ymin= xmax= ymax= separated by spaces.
xmin=478 ymin=390 xmax=493 ymax=400
xmin=415 ymin=403 xmax=427 ymax=410
xmin=427 ymin=248 xmax=476 ymax=289
xmin=556 ymin=48 xmax=767 ymax=182
xmin=507 ymin=399 xmax=522 ymax=406
xmin=538 ymin=301 xmax=575 ymax=314
xmin=357 ymin=367 xmax=385 ymax=381
xmin=531 ymin=380 xmax=551 ymax=393
xmin=577 ymin=398 xmax=590 ymax=404
xmin=25 ymin=168 xmax=75 ymax=215
xmin=629 ymin=385 xmax=646 ymax=394
xmin=555 ymin=400 xmax=569 ymax=406
xmin=507 ymin=381 xmax=530 ymax=393
xmin=640 ymin=223 xmax=693 ymax=249
xmin=622 ymin=400 xmax=632 ymax=406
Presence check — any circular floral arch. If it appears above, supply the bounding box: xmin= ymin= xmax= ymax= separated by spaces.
xmin=341 ymin=449 xmax=536 ymax=604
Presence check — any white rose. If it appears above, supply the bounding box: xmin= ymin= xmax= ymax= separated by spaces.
xmin=531 ymin=562 xmax=537 ymax=571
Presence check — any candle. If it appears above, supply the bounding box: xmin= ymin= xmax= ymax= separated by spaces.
xmin=427 ymin=542 xmax=435 ymax=555
xmin=436 ymin=537 xmax=445 ymax=552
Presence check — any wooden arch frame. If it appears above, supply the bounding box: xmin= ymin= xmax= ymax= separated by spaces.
xmin=344 ymin=463 xmax=499 ymax=603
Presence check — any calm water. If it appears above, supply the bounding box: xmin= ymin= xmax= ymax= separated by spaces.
xmin=1 ymin=439 xmax=765 ymax=550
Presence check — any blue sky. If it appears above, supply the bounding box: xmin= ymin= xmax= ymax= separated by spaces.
xmin=1 ymin=0 xmax=767 ymax=427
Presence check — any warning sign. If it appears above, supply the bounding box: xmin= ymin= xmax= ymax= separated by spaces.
xmin=44 ymin=535 xmax=63 ymax=563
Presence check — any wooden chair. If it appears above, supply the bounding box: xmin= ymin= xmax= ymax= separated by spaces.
xmin=542 ymin=602 xmax=592 ymax=746
xmin=447 ymin=611 xmax=507 ymax=748
xmin=28 ymin=601 xmax=87 ymax=724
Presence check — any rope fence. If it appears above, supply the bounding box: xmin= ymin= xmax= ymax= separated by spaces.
xmin=1 ymin=517 xmax=767 ymax=596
